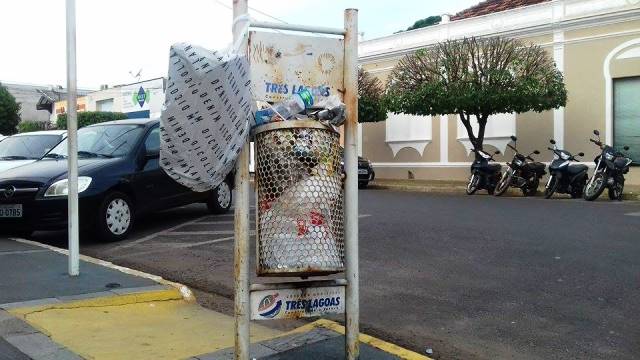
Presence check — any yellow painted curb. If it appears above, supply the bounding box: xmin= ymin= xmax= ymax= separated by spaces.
xmin=288 ymin=319 xmax=432 ymax=360
xmin=9 ymin=288 xmax=183 ymax=318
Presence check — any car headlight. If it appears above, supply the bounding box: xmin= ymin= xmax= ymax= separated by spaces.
xmin=44 ymin=177 xmax=92 ymax=197
xmin=604 ymin=152 xmax=614 ymax=161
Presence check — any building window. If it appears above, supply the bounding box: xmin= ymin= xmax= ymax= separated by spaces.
xmin=613 ymin=77 xmax=640 ymax=163
xmin=385 ymin=112 xmax=432 ymax=156
xmin=96 ymin=98 xmax=114 ymax=112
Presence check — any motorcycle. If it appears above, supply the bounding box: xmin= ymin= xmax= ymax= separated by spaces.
xmin=544 ymin=139 xmax=587 ymax=199
xmin=466 ymin=148 xmax=502 ymax=195
xmin=584 ymin=129 xmax=633 ymax=201
xmin=494 ymin=136 xmax=546 ymax=197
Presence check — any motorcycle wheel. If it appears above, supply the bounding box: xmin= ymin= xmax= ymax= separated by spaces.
xmin=494 ymin=171 xmax=512 ymax=196
xmin=522 ymin=177 xmax=539 ymax=197
xmin=584 ymin=172 xmax=606 ymax=201
xmin=544 ymin=175 xmax=558 ymax=199
xmin=466 ymin=173 xmax=480 ymax=195
xmin=570 ymin=177 xmax=586 ymax=199
xmin=608 ymin=181 xmax=624 ymax=201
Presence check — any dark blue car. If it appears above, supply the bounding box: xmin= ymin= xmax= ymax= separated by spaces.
xmin=0 ymin=118 xmax=232 ymax=241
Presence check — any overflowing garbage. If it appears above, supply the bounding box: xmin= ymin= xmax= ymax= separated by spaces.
xmin=254 ymin=121 xmax=345 ymax=276
xmin=254 ymin=89 xmax=347 ymax=130
xmin=160 ymin=41 xmax=347 ymax=275
xmin=160 ymin=43 xmax=254 ymax=192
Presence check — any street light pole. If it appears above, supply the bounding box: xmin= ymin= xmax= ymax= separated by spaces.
xmin=65 ymin=0 xmax=80 ymax=276
xmin=344 ymin=8 xmax=360 ymax=359
xmin=232 ymin=0 xmax=250 ymax=359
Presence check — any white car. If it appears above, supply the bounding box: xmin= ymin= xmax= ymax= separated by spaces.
xmin=0 ymin=130 xmax=66 ymax=173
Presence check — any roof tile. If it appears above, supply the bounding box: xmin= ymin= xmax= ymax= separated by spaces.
xmin=451 ymin=0 xmax=550 ymax=21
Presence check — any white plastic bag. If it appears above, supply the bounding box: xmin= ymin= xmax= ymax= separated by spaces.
xmin=160 ymin=43 xmax=255 ymax=192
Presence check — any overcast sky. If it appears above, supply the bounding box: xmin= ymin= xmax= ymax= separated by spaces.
xmin=0 ymin=0 xmax=478 ymax=89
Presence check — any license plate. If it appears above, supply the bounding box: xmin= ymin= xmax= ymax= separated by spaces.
xmin=358 ymin=169 xmax=368 ymax=175
xmin=0 ymin=204 xmax=22 ymax=218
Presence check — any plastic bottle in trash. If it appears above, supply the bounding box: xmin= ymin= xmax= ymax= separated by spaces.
xmin=255 ymin=89 xmax=314 ymax=125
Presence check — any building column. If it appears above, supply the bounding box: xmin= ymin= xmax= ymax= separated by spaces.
xmin=553 ymin=29 xmax=565 ymax=148
xmin=440 ymin=115 xmax=448 ymax=162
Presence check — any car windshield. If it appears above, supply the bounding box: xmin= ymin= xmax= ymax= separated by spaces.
xmin=0 ymin=135 xmax=62 ymax=160
xmin=46 ymin=124 xmax=144 ymax=159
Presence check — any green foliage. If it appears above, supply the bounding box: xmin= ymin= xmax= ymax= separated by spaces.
xmin=406 ymin=16 xmax=441 ymax=31
xmin=57 ymin=111 xmax=128 ymax=129
xmin=384 ymin=37 xmax=568 ymax=151
xmin=395 ymin=16 xmax=442 ymax=33
xmin=0 ymin=83 xmax=21 ymax=135
xmin=358 ymin=68 xmax=387 ymax=123
xmin=17 ymin=121 xmax=47 ymax=133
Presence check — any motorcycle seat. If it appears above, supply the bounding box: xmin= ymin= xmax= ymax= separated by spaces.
xmin=526 ymin=162 xmax=546 ymax=172
xmin=567 ymin=164 xmax=588 ymax=175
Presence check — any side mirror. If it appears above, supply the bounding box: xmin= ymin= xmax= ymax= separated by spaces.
xmin=593 ymin=130 xmax=600 ymax=136
xmin=624 ymin=146 xmax=630 ymax=151
xmin=578 ymin=152 xmax=585 ymax=157
xmin=145 ymin=148 xmax=160 ymax=159
xmin=550 ymin=139 xmax=556 ymax=145
xmin=533 ymin=150 xmax=540 ymax=155
xmin=510 ymin=135 xmax=517 ymax=142
xmin=494 ymin=150 xmax=501 ymax=155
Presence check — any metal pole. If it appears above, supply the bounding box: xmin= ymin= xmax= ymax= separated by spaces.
xmin=232 ymin=0 xmax=250 ymax=359
xmin=343 ymin=8 xmax=360 ymax=360
xmin=65 ymin=0 xmax=80 ymax=276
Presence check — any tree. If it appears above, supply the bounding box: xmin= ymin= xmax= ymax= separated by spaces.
xmin=0 ymin=83 xmax=21 ymax=135
xmin=395 ymin=16 xmax=442 ymax=33
xmin=384 ymin=37 xmax=567 ymax=155
xmin=57 ymin=111 xmax=128 ymax=129
xmin=358 ymin=68 xmax=387 ymax=123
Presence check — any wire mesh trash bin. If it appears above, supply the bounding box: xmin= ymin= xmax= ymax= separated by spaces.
xmin=253 ymin=120 xmax=345 ymax=276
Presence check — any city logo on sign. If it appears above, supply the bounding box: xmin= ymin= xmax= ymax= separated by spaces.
xmin=132 ymin=86 xmax=151 ymax=108
xmin=258 ymin=293 xmax=282 ymax=318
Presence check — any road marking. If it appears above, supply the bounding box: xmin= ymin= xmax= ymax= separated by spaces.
xmin=164 ymin=230 xmax=256 ymax=236
xmin=625 ymin=212 xmax=640 ymax=217
xmin=113 ymin=237 xmax=236 ymax=259
xmin=0 ymin=249 xmax=49 ymax=256
xmin=109 ymin=215 xmax=209 ymax=251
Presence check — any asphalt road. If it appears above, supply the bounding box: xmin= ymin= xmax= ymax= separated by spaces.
xmin=23 ymin=190 xmax=640 ymax=360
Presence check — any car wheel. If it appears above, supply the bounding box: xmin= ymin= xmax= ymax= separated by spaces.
xmin=207 ymin=180 xmax=232 ymax=214
xmin=358 ymin=181 xmax=368 ymax=189
xmin=97 ymin=191 xmax=134 ymax=242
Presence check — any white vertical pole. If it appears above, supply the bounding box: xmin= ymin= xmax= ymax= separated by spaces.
xmin=344 ymin=8 xmax=360 ymax=360
xmin=232 ymin=0 xmax=250 ymax=359
xmin=65 ymin=0 xmax=80 ymax=276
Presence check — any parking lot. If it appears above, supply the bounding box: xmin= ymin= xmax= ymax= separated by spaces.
xmin=17 ymin=189 xmax=640 ymax=360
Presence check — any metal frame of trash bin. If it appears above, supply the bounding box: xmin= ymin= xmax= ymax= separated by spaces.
xmin=232 ymin=3 xmax=359 ymax=359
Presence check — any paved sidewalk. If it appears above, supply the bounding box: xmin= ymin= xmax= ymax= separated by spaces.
xmin=0 ymin=238 xmax=430 ymax=360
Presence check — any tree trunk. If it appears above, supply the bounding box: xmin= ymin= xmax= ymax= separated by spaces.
xmin=475 ymin=114 xmax=489 ymax=152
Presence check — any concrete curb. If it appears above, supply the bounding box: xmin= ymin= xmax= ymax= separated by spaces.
xmin=10 ymin=238 xmax=195 ymax=302
xmin=369 ymin=182 xmax=640 ymax=200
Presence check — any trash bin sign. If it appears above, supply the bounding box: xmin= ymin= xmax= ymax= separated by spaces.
xmin=248 ymin=31 xmax=344 ymax=103
xmin=250 ymin=285 xmax=345 ymax=320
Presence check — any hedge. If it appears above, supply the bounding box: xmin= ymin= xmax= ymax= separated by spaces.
xmin=57 ymin=111 xmax=128 ymax=129
xmin=17 ymin=121 xmax=48 ymax=133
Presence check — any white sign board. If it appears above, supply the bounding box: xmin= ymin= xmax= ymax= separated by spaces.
xmin=248 ymin=31 xmax=344 ymax=102
xmin=121 ymin=78 xmax=164 ymax=114
xmin=251 ymin=286 xmax=345 ymax=320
